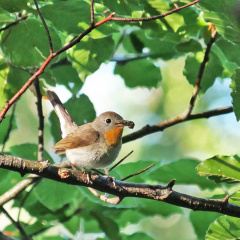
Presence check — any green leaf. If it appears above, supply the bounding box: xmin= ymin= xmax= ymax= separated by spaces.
xmin=206 ymin=216 xmax=240 ymax=240
xmin=0 ymin=169 xmax=23 ymax=196
xmin=150 ymin=159 xmax=216 ymax=190
xmin=49 ymin=94 xmax=96 ymax=144
xmin=69 ymin=36 xmax=115 ymax=80
xmin=114 ymin=59 xmax=161 ymax=88
xmin=102 ymin=0 xmax=144 ymax=17
xmin=0 ymin=114 xmax=17 ymax=146
xmin=51 ymin=65 xmax=83 ymax=95
xmin=0 ymin=66 xmax=31 ymax=109
xmin=10 ymin=143 xmax=52 ymax=161
xmin=176 ymin=39 xmax=202 ymax=53
xmin=0 ymin=12 xmax=14 ymax=28
xmin=139 ymin=199 xmax=183 ymax=217
xmin=196 ymin=155 xmax=240 ymax=183
xmin=184 ymin=52 xmax=223 ymax=92
xmin=92 ymin=210 xmax=121 ymax=240
xmin=123 ymin=232 xmax=154 ymax=240
xmin=1 ymin=19 xmax=62 ymax=67
xmin=122 ymin=30 xmax=177 ymax=59
xmin=231 ymin=68 xmax=240 ymax=121
xmin=34 ymin=179 xmax=82 ymax=211
xmin=41 ymin=0 xmax=90 ymax=35
xmin=63 ymin=216 xmax=81 ymax=235
xmin=230 ymin=191 xmax=240 ymax=206
xmin=0 ymin=0 xmax=32 ymax=13
xmin=200 ymin=0 xmax=240 ymax=44
xmin=215 ymin=37 xmax=240 ymax=67
xmin=190 ymin=211 xmax=221 ymax=240
xmin=111 ymin=161 xmax=157 ymax=183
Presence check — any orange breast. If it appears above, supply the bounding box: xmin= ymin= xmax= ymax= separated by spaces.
xmin=105 ymin=127 xmax=123 ymax=146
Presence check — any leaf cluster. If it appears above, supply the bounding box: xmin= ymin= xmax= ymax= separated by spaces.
xmin=1 ymin=0 xmax=240 ymax=239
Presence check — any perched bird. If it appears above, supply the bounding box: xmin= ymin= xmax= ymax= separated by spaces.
xmin=47 ymin=90 xmax=134 ymax=171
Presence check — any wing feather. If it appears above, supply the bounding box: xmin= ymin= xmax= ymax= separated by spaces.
xmin=51 ymin=125 xmax=99 ymax=154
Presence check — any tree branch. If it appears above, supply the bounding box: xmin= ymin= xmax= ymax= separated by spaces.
xmin=34 ymin=78 xmax=44 ymax=161
xmin=0 ymin=0 xmax=199 ymax=123
xmin=0 ymin=232 xmax=14 ymax=240
xmin=0 ymin=15 xmax=29 ymax=33
xmin=33 ymin=0 xmax=53 ymax=53
xmin=123 ymin=106 xmax=233 ymax=143
xmin=0 ymin=206 xmax=30 ymax=240
xmin=110 ymin=0 xmax=200 ymax=22
xmin=1 ymin=104 xmax=16 ymax=152
xmin=0 ymin=154 xmax=240 ymax=218
xmin=91 ymin=0 xmax=95 ymax=25
xmin=0 ymin=107 xmax=233 ymax=206
xmin=183 ymin=29 xmax=217 ymax=117
xmin=0 ymin=161 xmax=70 ymax=206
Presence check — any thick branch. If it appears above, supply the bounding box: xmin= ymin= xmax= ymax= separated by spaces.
xmin=0 ymin=154 xmax=240 ymax=218
xmin=123 ymin=106 xmax=233 ymax=143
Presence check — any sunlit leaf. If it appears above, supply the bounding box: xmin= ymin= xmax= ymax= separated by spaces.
xmin=196 ymin=155 xmax=240 ymax=183
xmin=230 ymin=68 xmax=240 ymax=121
xmin=190 ymin=211 xmax=221 ymax=240
xmin=34 ymin=179 xmax=83 ymax=211
xmin=150 ymin=159 xmax=217 ymax=190
xmin=114 ymin=58 xmax=161 ymax=88
xmin=1 ymin=19 xmax=61 ymax=67
xmin=206 ymin=216 xmax=240 ymax=240
xmin=41 ymin=0 xmax=90 ymax=35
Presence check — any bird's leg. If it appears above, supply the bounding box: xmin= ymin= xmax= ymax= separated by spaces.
xmin=70 ymin=163 xmax=91 ymax=183
xmin=104 ymin=168 xmax=116 ymax=188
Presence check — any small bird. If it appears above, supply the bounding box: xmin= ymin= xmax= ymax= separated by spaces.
xmin=47 ymin=90 xmax=134 ymax=171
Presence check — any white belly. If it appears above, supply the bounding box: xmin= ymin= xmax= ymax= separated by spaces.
xmin=66 ymin=142 xmax=122 ymax=168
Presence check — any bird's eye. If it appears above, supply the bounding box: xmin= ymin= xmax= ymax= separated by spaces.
xmin=105 ymin=118 xmax=111 ymax=124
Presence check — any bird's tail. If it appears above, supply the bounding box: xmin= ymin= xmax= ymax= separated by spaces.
xmin=47 ymin=90 xmax=77 ymax=137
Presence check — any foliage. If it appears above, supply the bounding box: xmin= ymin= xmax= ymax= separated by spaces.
xmin=1 ymin=0 xmax=240 ymax=239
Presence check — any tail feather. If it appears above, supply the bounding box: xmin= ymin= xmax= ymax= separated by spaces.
xmin=47 ymin=90 xmax=77 ymax=137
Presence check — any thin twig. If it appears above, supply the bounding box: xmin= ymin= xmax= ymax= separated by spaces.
xmin=0 ymin=0 xmax=199 ymax=123
xmin=0 ymin=206 xmax=31 ymax=240
xmin=0 ymin=232 xmax=14 ymax=240
xmin=0 ymin=161 xmax=70 ymax=207
xmin=123 ymin=106 xmax=233 ymax=143
xmin=33 ymin=0 xmax=53 ymax=53
xmin=34 ymin=78 xmax=44 ymax=161
xmin=109 ymin=150 xmax=133 ymax=172
xmin=121 ymin=163 xmax=155 ymax=181
xmin=1 ymin=104 xmax=16 ymax=152
xmin=88 ymin=187 xmax=122 ymax=204
xmin=17 ymin=181 xmax=40 ymax=223
xmin=91 ymin=0 xmax=95 ymax=25
xmin=94 ymin=12 xmax=116 ymax=27
xmin=29 ymin=205 xmax=83 ymax=237
xmin=0 ymin=15 xmax=29 ymax=33
xmin=111 ymin=54 xmax=151 ymax=64
xmin=184 ymin=29 xmax=217 ymax=117
xmin=110 ymin=0 xmax=200 ymax=22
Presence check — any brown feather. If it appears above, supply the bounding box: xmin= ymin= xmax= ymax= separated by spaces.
xmin=51 ymin=125 xmax=99 ymax=152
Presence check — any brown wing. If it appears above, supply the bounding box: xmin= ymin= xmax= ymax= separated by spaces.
xmin=51 ymin=125 xmax=99 ymax=154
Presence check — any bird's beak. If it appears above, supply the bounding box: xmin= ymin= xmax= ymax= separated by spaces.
xmin=115 ymin=120 xmax=135 ymax=129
